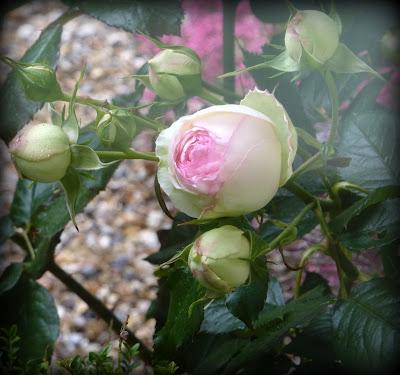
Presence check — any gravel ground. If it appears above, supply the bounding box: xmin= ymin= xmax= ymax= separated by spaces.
xmin=0 ymin=0 xmax=382 ymax=360
xmin=0 ymin=0 xmax=171 ymax=357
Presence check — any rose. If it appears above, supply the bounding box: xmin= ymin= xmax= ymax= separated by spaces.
xmin=285 ymin=10 xmax=340 ymax=66
xmin=9 ymin=123 xmax=71 ymax=182
xmin=155 ymin=88 xmax=297 ymax=218
xmin=188 ymin=225 xmax=251 ymax=293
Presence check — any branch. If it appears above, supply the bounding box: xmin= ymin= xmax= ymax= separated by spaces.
xmin=48 ymin=260 xmax=153 ymax=363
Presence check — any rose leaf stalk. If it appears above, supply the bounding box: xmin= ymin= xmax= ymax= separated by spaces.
xmin=322 ymin=69 xmax=339 ymax=149
xmin=293 ymin=243 xmax=325 ymax=298
xmin=61 ymin=93 xmax=163 ymax=131
xmin=96 ymin=149 xmax=159 ymax=162
xmin=256 ymin=202 xmax=316 ymax=257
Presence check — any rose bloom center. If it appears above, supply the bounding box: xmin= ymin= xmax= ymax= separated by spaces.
xmin=173 ymin=127 xmax=225 ymax=194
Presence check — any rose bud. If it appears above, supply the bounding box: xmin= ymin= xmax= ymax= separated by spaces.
xmin=148 ymin=48 xmax=202 ymax=101
xmin=155 ymin=89 xmax=297 ymax=219
xmin=96 ymin=109 xmax=136 ymax=150
xmin=188 ymin=225 xmax=251 ymax=293
xmin=9 ymin=123 xmax=71 ymax=182
xmin=285 ymin=10 xmax=339 ymax=66
xmin=1 ymin=56 xmax=64 ymax=102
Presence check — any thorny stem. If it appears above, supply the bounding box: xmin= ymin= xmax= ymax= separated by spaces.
xmin=314 ymin=202 xmax=351 ymax=298
xmin=258 ymin=202 xmax=315 ymax=257
xmin=288 ymin=151 xmax=322 ymax=182
xmin=61 ymin=94 xmax=163 ymax=131
xmin=48 ymin=261 xmax=152 ymax=363
xmin=294 ymin=243 xmax=325 ymax=298
xmin=284 ymin=180 xmax=335 ymax=211
xmin=96 ymin=149 xmax=159 ymax=162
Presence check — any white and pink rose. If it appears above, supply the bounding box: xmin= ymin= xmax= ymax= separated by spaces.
xmin=155 ymin=88 xmax=297 ymax=218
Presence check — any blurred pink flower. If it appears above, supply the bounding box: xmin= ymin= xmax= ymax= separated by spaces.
xmin=134 ymin=0 xmax=274 ymax=93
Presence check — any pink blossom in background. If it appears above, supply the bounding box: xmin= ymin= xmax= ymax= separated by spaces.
xmin=134 ymin=0 xmax=274 ymax=92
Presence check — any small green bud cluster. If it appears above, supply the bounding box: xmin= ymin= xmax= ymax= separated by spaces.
xmin=96 ymin=109 xmax=137 ymax=150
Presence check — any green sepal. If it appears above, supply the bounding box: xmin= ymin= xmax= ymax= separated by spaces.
xmin=156 ymin=243 xmax=193 ymax=275
xmin=60 ymin=167 xmax=80 ymax=230
xmin=246 ymin=230 xmax=268 ymax=260
xmin=129 ymin=74 xmax=152 ymax=88
xmin=62 ymin=66 xmax=85 ymax=144
xmin=219 ymin=50 xmax=301 ymax=79
xmin=325 ymin=43 xmax=384 ymax=79
xmin=70 ymin=144 xmax=114 ymax=170
xmin=48 ymin=103 xmax=63 ymax=126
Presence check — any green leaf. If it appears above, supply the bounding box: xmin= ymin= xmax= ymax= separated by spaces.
xmin=0 ymin=215 xmax=15 ymax=245
xmin=0 ymin=278 xmax=59 ymax=364
xmin=225 ymin=285 xmax=332 ymax=372
xmin=146 ymin=213 xmax=198 ymax=265
xmin=285 ymin=309 xmax=337 ymax=370
xmin=0 ymin=263 xmax=23 ymax=295
xmin=332 ymin=278 xmax=400 ymax=372
xmin=154 ymin=267 xmax=205 ymax=358
xmin=70 ymin=144 xmax=112 ymax=170
xmin=226 ymin=262 xmax=268 ymax=327
xmin=338 ymin=198 xmax=400 ymax=251
xmin=60 ymin=168 xmax=81 ymax=229
xmin=0 ymin=12 xmax=66 ymax=143
xmin=64 ymin=0 xmax=183 ymax=36
xmin=200 ymin=298 xmax=245 ymax=335
xmin=381 ymin=244 xmax=400 ymax=285
xmin=326 ymin=43 xmax=382 ymax=78
xmin=9 ymin=179 xmax=35 ymax=227
xmin=336 ymin=81 xmax=400 ymax=190
xmin=299 ymin=272 xmax=332 ymax=296
xmin=330 ymin=185 xmax=400 ymax=233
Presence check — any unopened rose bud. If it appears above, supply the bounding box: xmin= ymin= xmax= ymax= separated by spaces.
xmin=9 ymin=123 xmax=71 ymax=182
xmin=96 ymin=109 xmax=136 ymax=150
xmin=148 ymin=48 xmax=202 ymax=101
xmin=16 ymin=63 xmax=64 ymax=102
xmin=285 ymin=10 xmax=339 ymax=66
xmin=155 ymin=89 xmax=297 ymax=219
xmin=188 ymin=225 xmax=251 ymax=293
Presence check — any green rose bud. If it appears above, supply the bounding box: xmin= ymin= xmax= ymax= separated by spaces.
xmin=96 ymin=109 xmax=136 ymax=150
xmin=9 ymin=123 xmax=71 ymax=182
xmin=148 ymin=48 xmax=202 ymax=101
xmin=285 ymin=10 xmax=339 ymax=66
xmin=188 ymin=226 xmax=251 ymax=293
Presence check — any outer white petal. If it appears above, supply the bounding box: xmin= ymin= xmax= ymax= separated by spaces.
xmin=241 ymin=88 xmax=298 ymax=185
xmin=204 ymin=114 xmax=282 ymax=218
